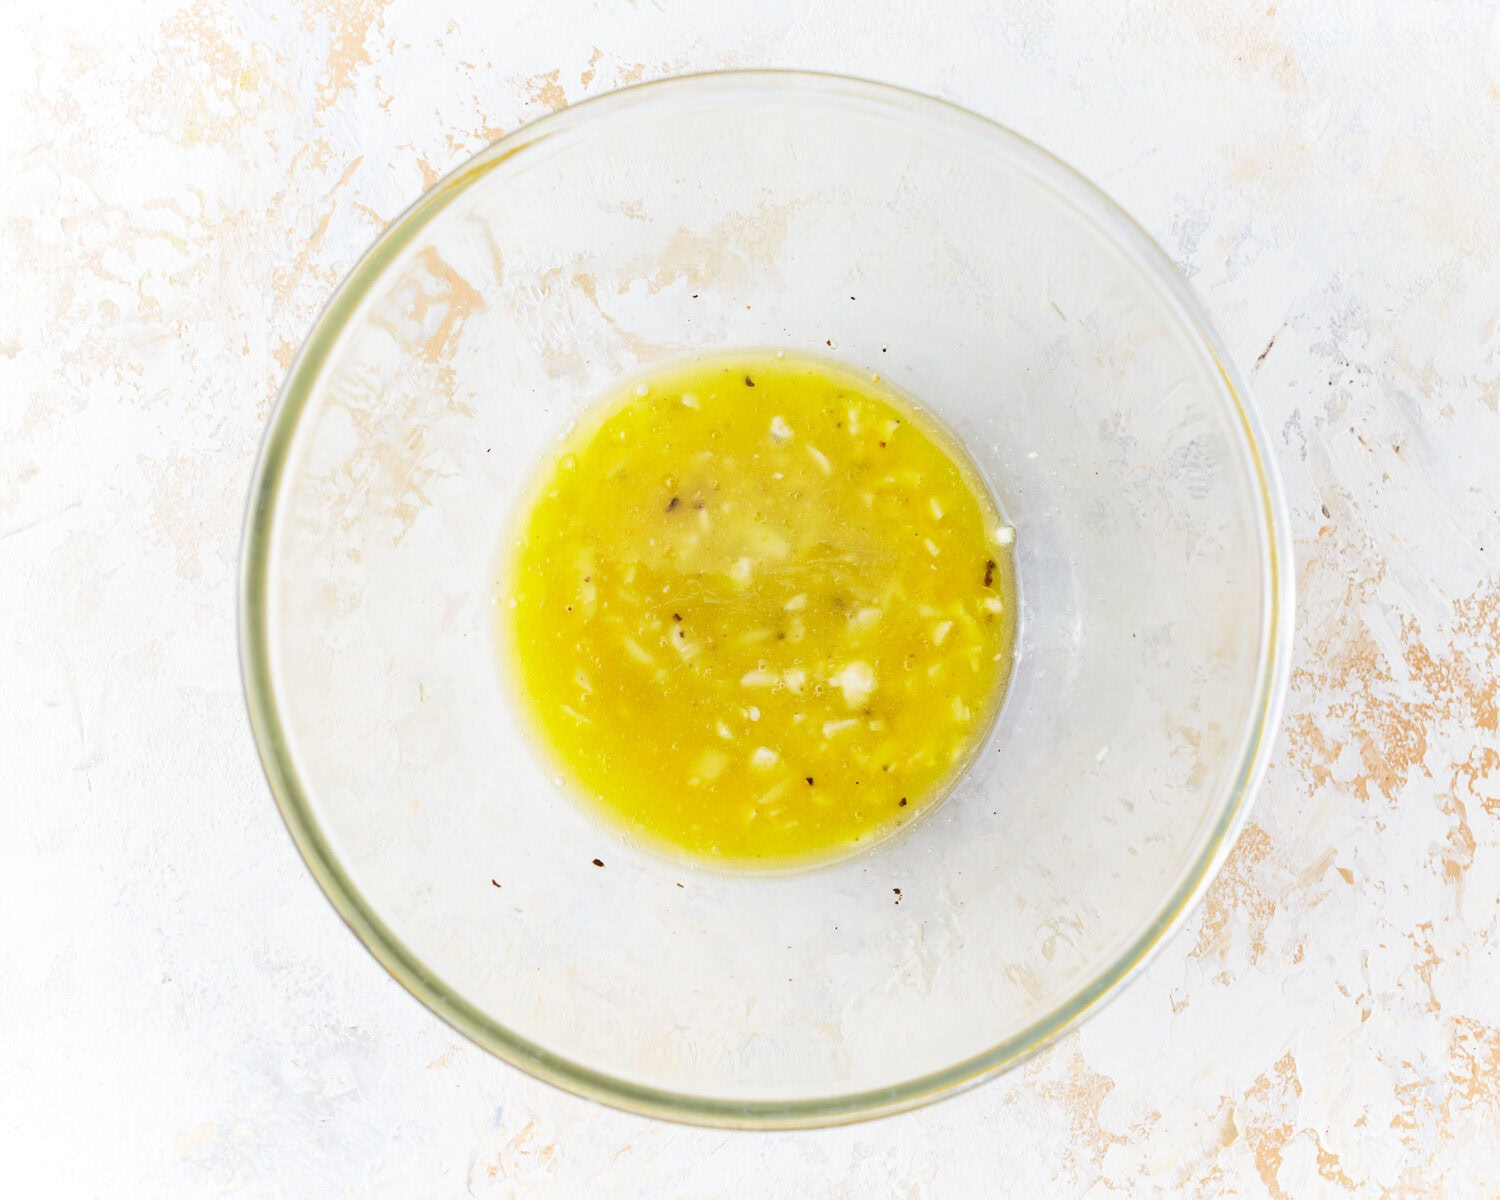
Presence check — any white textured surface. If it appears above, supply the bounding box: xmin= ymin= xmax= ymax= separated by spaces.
xmin=3 ymin=1 xmax=1499 ymax=1195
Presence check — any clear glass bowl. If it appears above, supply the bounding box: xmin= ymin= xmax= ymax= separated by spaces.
xmin=240 ymin=72 xmax=1292 ymax=1127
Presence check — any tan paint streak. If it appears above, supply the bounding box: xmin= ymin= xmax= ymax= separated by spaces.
xmin=1436 ymin=787 xmax=1475 ymax=885
xmin=326 ymin=154 xmax=365 ymax=197
xmin=1241 ymin=1053 xmax=1302 ymax=1200
xmin=141 ymin=2 xmax=283 ymax=146
xmin=352 ymin=200 xmax=388 ymax=226
xmin=625 ymin=201 xmax=803 ymax=296
xmin=1286 ymin=712 xmax=1340 ymax=791
xmin=425 ymin=1044 xmax=460 ymax=1070
xmin=1035 ymin=1049 xmax=1129 ymax=1174
xmin=1297 ymin=846 xmax=1336 ymax=888
xmin=478 ymin=1118 xmax=561 ymax=1183
xmin=1450 ymin=587 xmax=1500 ymax=730
xmin=581 ymin=46 xmax=604 ymax=88
xmin=462 ymin=118 xmax=510 ymax=149
xmin=1287 ymin=579 xmax=1499 ymax=893
xmin=1407 ymin=922 xmax=1443 ymax=1014
xmin=1314 ymin=1139 xmax=1358 ymax=1190
xmin=323 ymin=248 xmax=482 ymax=543
xmin=1191 ymin=821 xmax=1276 ymax=966
xmin=270 ymin=145 xmax=366 ymax=336
xmin=302 ymin=0 xmax=391 ymax=110
xmin=1447 ymin=1016 xmax=1500 ymax=1112
xmin=406 ymin=247 xmax=484 ymax=364
xmin=475 ymin=223 xmax=505 ymax=289
xmin=1454 ymin=744 xmax=1500 ymax=820
xmin=1167 ymin=2 xmax=1305 ymax=92
xmin=1322 ymin=621 xmax=1432 ymax=806
xmin=525 ymin=68 xmax=568 ymax=111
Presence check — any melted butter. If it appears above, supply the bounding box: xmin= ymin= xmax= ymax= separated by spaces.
xmin=502 ymin=353 xmax=1016 ymax=868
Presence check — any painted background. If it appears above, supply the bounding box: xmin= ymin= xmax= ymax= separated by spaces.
xmin=3 ymin=0 xmax=1498 ymax=1195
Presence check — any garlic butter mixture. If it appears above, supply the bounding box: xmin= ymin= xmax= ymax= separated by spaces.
xmin=502 ymin=353 xmax=1016 ymax=867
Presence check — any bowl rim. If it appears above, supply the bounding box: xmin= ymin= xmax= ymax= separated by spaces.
xmin=238 ymin=68 xmax=1295 ymax=1130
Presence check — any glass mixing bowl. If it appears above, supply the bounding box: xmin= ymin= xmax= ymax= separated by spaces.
xmin=240 ymin=71 xmax=1292 ymax=1127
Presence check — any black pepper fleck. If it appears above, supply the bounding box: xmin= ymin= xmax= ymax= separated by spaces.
xmin=805 ymin=777 xmax=814 ymax=786
xmin=491 ymin=879 xmax=501 ymax=887
xmin=744 ymin=375 xmax=755 ymax=387
xmin=667 ymin=496 xmax=680 ymax=511
xmin=673 ymin=613 xmax=682 ymax=621
xmin=899 ymin=797 xmax=908 ymax=807
xmin=591 ymin=858 xmax=604 ymax=867
xmin=984 ymin=558 xmax=996 ymax=587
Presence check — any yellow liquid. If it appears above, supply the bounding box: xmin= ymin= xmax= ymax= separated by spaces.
xmin=502 ymin=353 xmax=1016 ymax=867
